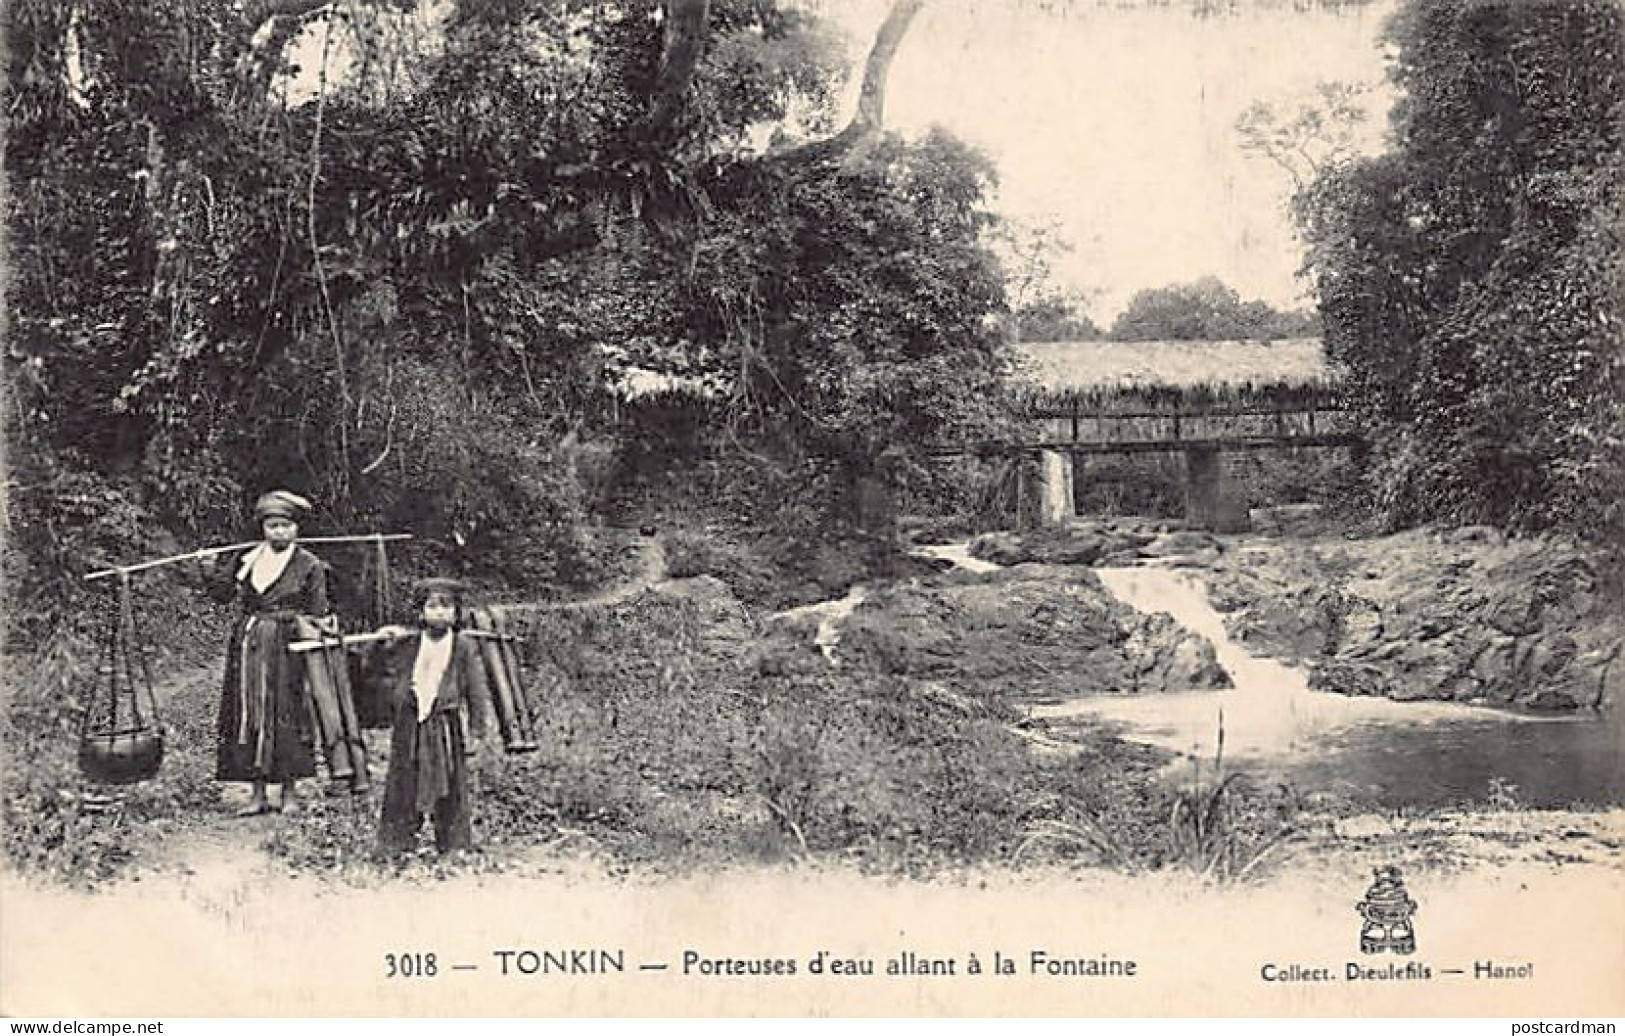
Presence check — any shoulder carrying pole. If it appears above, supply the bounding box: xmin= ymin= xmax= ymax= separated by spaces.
xmin=83 ymin=534 xmax=414 ymax=582
xmin=287 ymin=627 xmax=515 ymax=654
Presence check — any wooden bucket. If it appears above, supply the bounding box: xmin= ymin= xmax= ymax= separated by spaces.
xmin=467 ymin=607 xmax=539 ymax=753
xmin=293 ymin=617 xmax=370 ymax=791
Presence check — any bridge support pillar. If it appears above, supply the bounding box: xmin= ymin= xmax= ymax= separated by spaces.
xmin=1183 ymin=445 xmax=1221 ymax=530
xmin=1070 ymin=450 xmax=1086 ymax=516
xmin=1021 ymin=449 xmax=1075 ymax=528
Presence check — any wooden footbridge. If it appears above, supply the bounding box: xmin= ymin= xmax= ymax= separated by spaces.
xmin=957 ymin=339 xmax=1363 ymax=528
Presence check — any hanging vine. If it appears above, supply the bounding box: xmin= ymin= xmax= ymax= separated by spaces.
xmin=306 ymin=5 xmax=353 ymax=504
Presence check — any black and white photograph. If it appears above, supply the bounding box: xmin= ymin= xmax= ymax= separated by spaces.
xmin=2 ymin=0 xmax=1622 ymax=1020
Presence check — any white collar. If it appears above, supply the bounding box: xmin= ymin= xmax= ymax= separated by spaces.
xmin=238 ymin=543 xmax=296 ymax=594
xmin=411 ymin=632 xmax=455 ymax=721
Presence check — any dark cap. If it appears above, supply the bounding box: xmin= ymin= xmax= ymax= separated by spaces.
xmin=414 ymin=576 xmax=469 ymax=603
xmin=254 ymin=490 xmax=312 ymax=520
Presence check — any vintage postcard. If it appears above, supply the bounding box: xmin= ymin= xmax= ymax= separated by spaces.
xmin=3 ymin=0 xmax=1622 ymax=1019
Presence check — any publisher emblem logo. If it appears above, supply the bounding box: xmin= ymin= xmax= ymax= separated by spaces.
xmin=1357 ymin=866 xmax=1418 ymax=955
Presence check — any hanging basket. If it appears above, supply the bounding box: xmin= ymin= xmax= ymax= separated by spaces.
xmin=78 ymin=727 xmax=165 ymax=785
xmin=78 ymin=575 xmax=165 ymax=785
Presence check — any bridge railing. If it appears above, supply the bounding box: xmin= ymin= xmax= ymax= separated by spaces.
xmin=1026 ymin=406 xmax=1355 ymax=447
xmin=1009 ymin=379 xmax=1340 ymax=413
xmin=1015 ymin=382 xmax=1350 ymax=447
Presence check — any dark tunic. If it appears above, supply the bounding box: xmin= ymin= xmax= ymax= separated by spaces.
xmin=215 ymin=546 xmax=330 ymax=783
xmin=363 ymin=631 xmax=492 ymax=853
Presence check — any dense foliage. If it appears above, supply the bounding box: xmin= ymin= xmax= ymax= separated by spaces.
xmin=993 ymin=218 xmax=1102 ymax=342
xmin=681 ymin=131 xmax=1011 ymax=528
xmin=1297 ymin=0 xmax=1625 ymax=537
xmin=1108 ymin=276 xmax=1319 ymax=342
xmin=1009 ymin=297 xmax=1103 ymax=342
xmin=4 ymin=0 xmax=1012 ymax=612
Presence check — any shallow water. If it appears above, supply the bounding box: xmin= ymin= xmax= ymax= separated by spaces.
xmin=1035 ymin=566 xmax=1624 ymax=809
xmin=767 ymin=585 xmax=870 ymax=664
xmin=911 ymin=542 xmax=1003 ymax=574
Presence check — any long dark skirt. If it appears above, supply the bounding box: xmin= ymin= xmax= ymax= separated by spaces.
xmin=216 ymin=613 xmax=317 ymax=783
xmin=378 ymin=705 xmax=473 ymax=854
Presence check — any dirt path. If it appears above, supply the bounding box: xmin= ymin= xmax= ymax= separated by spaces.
xmin=498 ymin=534 xmax=669 ymax=617
xmin=135 ymin=660 xmax=350 ymax=877
xmin=566 ymin=534 xmax=669 ymax=607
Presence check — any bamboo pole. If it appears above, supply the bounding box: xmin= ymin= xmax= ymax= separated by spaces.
xmin=83 ymin=534 xmax=414 ymax=582
xmin=287 ymin=627 xmax=517 ymax=655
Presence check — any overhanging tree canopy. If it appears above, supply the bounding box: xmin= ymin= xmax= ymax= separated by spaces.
xmin=1296 ymin=0 xmax=1624 ymax=535
xmin=6 ymin=0 xmax=1010 ymax=578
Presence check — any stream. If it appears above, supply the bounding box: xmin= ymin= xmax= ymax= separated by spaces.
xmin=766 ymin=585 xmax=871 ymax=664
xmin=913 ymin=544 xmax=1624 ymax=809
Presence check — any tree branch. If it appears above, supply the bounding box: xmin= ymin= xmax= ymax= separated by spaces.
xmin=245 ymin=0 xmax=336 ymax=31
xmin=226 ymin=0 xmax=341 ymax=108
xmin=640 ymin=0 xmax=711 ymax=146
xmin=769 ymin=0 xmax=926 ymax=166
xmin=847 ymin=0 xmax=925 ymax=139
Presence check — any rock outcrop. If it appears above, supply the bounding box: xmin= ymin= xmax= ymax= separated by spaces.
xmin=968 ymin=521 xmax=1170 ymax=568
xmin=1202 ymin=531 xmax=1623 ymax=711
xmin=838 ymin=564 xmax=1230 ymax=703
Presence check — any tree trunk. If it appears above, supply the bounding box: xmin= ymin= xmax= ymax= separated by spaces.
xmin=640 ymin=0 xmax=712 ymax=146
xmin=845 ymin=0 xmax=926 ymax=140
xmin=772 ymin=0 xmax=927 ymax=165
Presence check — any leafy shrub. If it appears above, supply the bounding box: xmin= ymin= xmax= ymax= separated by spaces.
xmin=1074 ymin=456 xmax=1186 ymax=518
xmin=1298 ymin=0 xmax=1624 ymax=540
xmin=347 ymin=359 xmax=618 ymax=591
xmin=2 ymin=630 xmax=128 ymax=882
xmin=2 ymin=760 xmax=136 ymax=884
xmin=1160 ymin=730 xmax=1299 ymax=881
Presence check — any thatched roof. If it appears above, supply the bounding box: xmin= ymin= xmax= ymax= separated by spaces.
xmin=1013 ymin=338 xmax=1335 ymax=392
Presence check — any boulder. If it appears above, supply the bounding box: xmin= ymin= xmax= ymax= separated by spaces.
xmin=1142 ymin=530 xmax=1222 ymax=558
xmin=1485 ymin=593 xmax=1545 ymax=636
xmin=1444 ymin=524 xmax=1505 ymax=545
xmin=1102 ymin=524 xmax=1160 ymax=548
xmin=899 ymin=515 xmax=973 ymax=546
xmin=1465 ymin=632 xmax=1600 ymax=710
xmin=1225 ymin=586 xmax=1339 ymax=662
xmin=941 ymin=567 xmax=991 ymax=587
xmin=1481 ymin=555 xmax=1596 ymax=635
xmin=1338 ymin=595 xmax=1385 ymax=652
xmin=1470 ymin=636 xmax=1520 ymax=684
xmin=1047 ymin=532 xmax=1112 ymax=565
xmin=1592 ymin=644 xmax=1625 ymax=710
xmin=1097 ymin=550 xmax=1145 ymax=568
xmin=1250 ymin=503 xmax=1334 ymax=537
xmin=1123 ymin=612 xmax=1231 ymax=691
xmin=1369 ymin=639 xmax=1463 ymax=700
xmin=968 ymin=526 xmax=1150 ymax=568
xmin=837 ymin=567 xmax=1230 ymax=702
xmin=969 ymin=531 xmax=1032 ymax=566
xmin=1307 ymin=659 xmax=1391 ymax=698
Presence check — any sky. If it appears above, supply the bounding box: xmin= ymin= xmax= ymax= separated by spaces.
xmin=290 ymin=0 xmax=1401 ymax=325
xmin=824 ymin=0 xmax=1401 ymax=323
